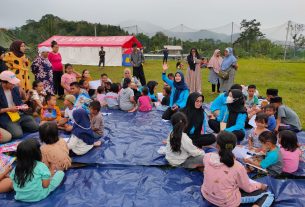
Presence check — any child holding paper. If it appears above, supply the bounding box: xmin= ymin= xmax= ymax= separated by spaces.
xmin=202 ymin=131 xmax=274 ymax=207
xmin=248 ymin=112 xmax=269 ymax=152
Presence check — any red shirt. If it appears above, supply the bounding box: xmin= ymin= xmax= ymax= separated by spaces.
xmin=48 ymin=52 xmax=63 ymax=72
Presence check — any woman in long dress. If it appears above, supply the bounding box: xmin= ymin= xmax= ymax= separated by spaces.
xmin=219 ymin=48 xmax=238 ymax=92
xmin=3 ymin=40 xmax=31 ymax=91
xmin=31 ymin=47 xmax=54 ymax=94
xmin=186 ymin=48 xmax=202 ymax=94
xmin=207 ymin=49 xmax=223 ymax=94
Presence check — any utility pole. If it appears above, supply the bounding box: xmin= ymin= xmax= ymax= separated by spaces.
xmin=94 ymin=24 xmax=97 ymax=37
xmin=231 ymin=22 xmax=234 ymax=46
xmin=284 ymin=20 xmax=291 ymax=60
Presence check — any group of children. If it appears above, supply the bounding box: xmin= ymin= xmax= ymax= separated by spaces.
xmin=0 ymin=63 xmax=303 ymax=206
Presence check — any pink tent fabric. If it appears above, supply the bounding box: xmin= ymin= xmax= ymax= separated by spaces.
xmin=38 ymin=35 xmax=142 ymax=48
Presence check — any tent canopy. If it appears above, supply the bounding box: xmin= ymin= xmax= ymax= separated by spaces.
xmin=38 ymin=35 xmax=142 ymax=48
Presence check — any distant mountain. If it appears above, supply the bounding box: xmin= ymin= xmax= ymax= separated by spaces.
xmin=119 ymin=20 xmax=240 ymax=42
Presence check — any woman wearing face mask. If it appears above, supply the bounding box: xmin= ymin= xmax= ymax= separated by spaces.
xmin=186 ymin=48 xmax=202 ymax=93
xmin=161 ymin=64 xmax=189 ymax=120
xmin=219 ymin=48 xmax=238 ymax=93
xmin=208 ymin=89 xmax=247 ymax=142
xmin=180 ymin=92 xmax=216 ymax=148
xmin=3 ymin=40 xmax=31 ymax=91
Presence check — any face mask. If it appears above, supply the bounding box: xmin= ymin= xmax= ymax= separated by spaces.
xmin=226 ymin=96 xmax=234 ymax=104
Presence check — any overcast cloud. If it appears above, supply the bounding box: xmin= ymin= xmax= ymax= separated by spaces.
xmin=1 ymin=0 xmax=304 ymax=29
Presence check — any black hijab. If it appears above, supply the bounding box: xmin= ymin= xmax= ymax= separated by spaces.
xmin=181 ymin=92 xmax=204 ymax=137
xmin=9 ymin=40 xmax=25 ymax=58
xmin=227 ymin=89 xmax=247 ymax=128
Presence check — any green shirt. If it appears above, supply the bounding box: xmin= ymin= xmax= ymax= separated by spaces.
xmin=10 ymin=161 xmax=51 ymax=202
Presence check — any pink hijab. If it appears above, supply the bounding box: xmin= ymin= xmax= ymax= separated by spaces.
xmin=207 ymin=49 xmax=223 ymax=73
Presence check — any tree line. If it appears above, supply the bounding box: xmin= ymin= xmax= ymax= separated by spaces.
xmin=2 ymin=14 xmax=304 ymax=60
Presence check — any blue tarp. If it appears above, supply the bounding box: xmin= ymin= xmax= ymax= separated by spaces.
xmin=1 ymin=109 xmax=305 ymax=206
xmin=1 ymin=165 xmax=305 ymax=207
xmin=72 ymin=109 xmax=171 ymax=165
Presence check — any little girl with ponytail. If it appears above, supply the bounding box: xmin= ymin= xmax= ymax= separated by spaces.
xmin=201 ymin=131 xmax=274 ymax=207
xmin=165 ymin=112 xmax=204 ymax=169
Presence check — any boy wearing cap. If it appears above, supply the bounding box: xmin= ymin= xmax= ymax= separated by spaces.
xmin=0 ymin=71 xmax=39 ymax=139
xmin=270 ymin=96 xmax=302 ymax=133
xmin=58 ymin=95 xmax=76 ymax=132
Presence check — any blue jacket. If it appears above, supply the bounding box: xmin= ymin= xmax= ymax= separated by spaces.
xmin=162 ymin=73 xmax=189 ymax=108
xmin=0 ymin=85 xmax=23 ymax=123
xmin=216 ymin=105 xmax=247 ymax=133
xmin=210 ymin=92 xmax=227 ymax=112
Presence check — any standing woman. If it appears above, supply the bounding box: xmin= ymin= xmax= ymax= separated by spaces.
xmin=3 ymin=40 xmax=31 ymax=91
xmin=186 ymin=48 xmax=202 ymax=94
xmin=180 ymin=92 xmax=216 ymax=148
xmin=48 ymin=41 xmax=64 ymax=98
xmin=219 ymin=48 xmax=238 ymax=92
xmin=31 ymin=47 xmax=54 ymax=94
xmin=207 ymin=49 xmax=223 ymax=94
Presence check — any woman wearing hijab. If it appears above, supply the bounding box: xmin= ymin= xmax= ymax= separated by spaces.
xmin=219 ymin=48 xmax=238 ymax=92
xmin=207 ymin=49 xmax=223 ymax=94
xmin=162 ymin=64 xmax=189 ymax=120
xmin=67 ymin=108 xmax=102 ymax=156
xmin=208 ymin=89 xmax=247 ymax=142
xmin=186 ymin=48 xmax=202 ymax=93
xmin=3 ymin=40 xmax=31 ymax=91
xmin=180 ymin=92 xmax=216 ymax=148
xmin=31 ymin=47 xmax=54 ymax=94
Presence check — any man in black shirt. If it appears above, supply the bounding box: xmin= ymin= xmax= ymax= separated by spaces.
xmin=98 ymin=47 xmax=106 ymax=68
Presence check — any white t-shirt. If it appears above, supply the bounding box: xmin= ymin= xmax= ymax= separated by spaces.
xmin=64 ymin=107 xmax=75 ymax=122
xmin=4 ymin=89 xmax=15 ymax=107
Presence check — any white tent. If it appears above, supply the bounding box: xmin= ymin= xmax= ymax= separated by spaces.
xmin=38 ymin=35 xmax=142 ymax=66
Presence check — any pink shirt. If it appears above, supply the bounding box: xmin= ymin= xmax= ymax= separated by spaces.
xmin=280 ymin=147 xmax=301 ymax=173
xmin=201 ymin=153 xmax=261 ymax=207
xmin=48 ymin=52 xmax=63 ymax=72
xmin=96 ymin=94 xmax=106 ymax=106
xmin=138 ymin=95 xmax=152 ymax=112
xmin=61 ymin=73 xmax=77 ymax=94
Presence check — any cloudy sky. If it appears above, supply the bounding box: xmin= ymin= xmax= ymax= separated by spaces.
xmin=1 ymin=0 xmax=304 ymax=29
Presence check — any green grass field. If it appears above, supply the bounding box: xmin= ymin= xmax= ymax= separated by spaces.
xmin=70 ymin=58 xmax=305 ymax=129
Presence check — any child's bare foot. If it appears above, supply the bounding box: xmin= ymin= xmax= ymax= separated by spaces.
xmin=93 ymin=140 xmax=102 ymax=147
xmin=128 ymin=107 xmax=137 ymax=113
xmin=252 ymin=205 xmax=259 ymax=207
xmin=162 ymin=139 xmax=167 ymax=145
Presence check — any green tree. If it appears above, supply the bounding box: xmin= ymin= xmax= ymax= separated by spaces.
xmin=234 ymin=19 xmax=265 ymax=53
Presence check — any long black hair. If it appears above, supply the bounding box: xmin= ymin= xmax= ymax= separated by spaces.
xmin=170 ymin=112 xmax=188 ymax=153
xmin=217 ymin=131 xmax=237 ymax=167
xmin=181 ymin=92 xmax=204 ymax=137
xmin=14 ymin=138 xmax=42 ymax=188
xmin=146 ymin=81 xmax=158 ymax=95
xmin=279 ymin=130 xmax=299 ymax=152
xmin=122 ymin=78 xmax=131 ymax=89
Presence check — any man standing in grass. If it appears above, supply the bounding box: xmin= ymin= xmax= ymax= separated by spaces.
xmin=130 ymin=43 xmax=146 ymax=86
xmin=98 ymin=47 xmax=106 ymax=68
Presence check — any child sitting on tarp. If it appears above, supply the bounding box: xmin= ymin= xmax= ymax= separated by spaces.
xmin=39 ymin=122 xmax=71 ymax=171
xmin=270 ymin=96 xmax=302 ymax=133
xmin=58 ymin=95 xmax=76 ymax=132
xmin=89 ymin=101 xmax=104 ymax=139
xmin=25 ymin=80 xmax=46 ymax=116
xmin=40 ymin=94 xmax=61 ymax=124
xmin=202 ymin=131 xmax=274 ymax=207
xmin=67 ymin=108 xmax=101 ymax=156
xmin=264 ymin=104 xmax=276 ymax=131
xmin=244 ymin=131 xmax=282 ymax=177
xmin=138 ymin=87 xmax=152 ymax=112
xmin=104 ymin=83 xmax=120 ymax=109
xmin=119 ymin=78 xmax=137 ymax=113
xmin=248 ymin=112 xmax=269 ymax=152
xmin=95 ymin=85 xmax=107 ymax=107
xmin=245 ymin=85 xmax=260 ymax=118
xmin=10 ymin=138 xmax=65 ymax=202
xmin=279 ymin=130 xmax=301 ymax=175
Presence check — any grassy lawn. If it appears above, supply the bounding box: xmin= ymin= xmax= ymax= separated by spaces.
xmin=69 ymin=58 xmax=305 ymax=129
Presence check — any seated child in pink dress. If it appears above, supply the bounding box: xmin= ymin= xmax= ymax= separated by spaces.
xmin=138 ymin=87 xmax=152 ymax=112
